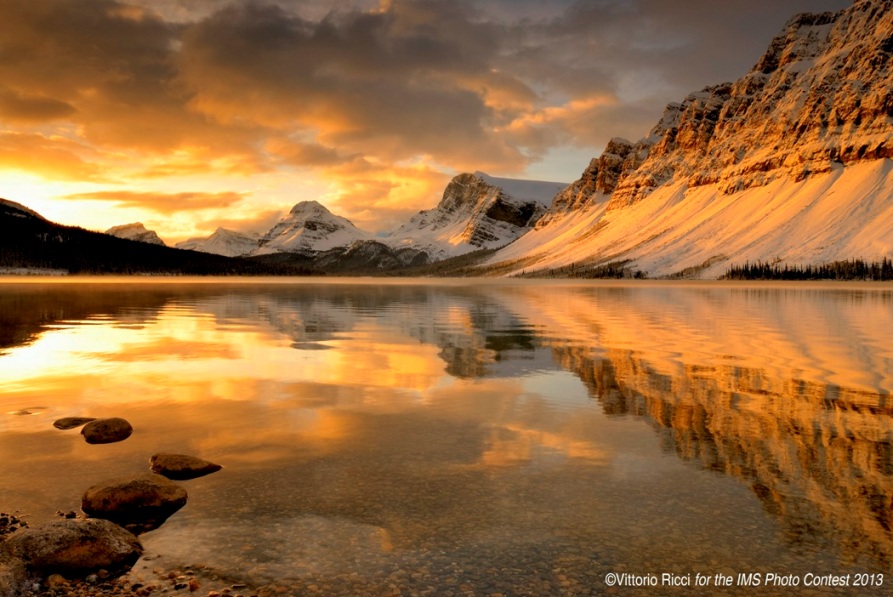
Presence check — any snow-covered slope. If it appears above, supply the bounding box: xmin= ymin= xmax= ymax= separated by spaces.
xmin=386 ymin=172 xmax=565 ymax=259
xmin=255 ymin=200 xmax=370 ymax=255
xmin=176 ymin=228 xmax=260 ymax=257
xmin=105 ymin=223 xmax=166 ymax=246
xmin=489 ymin=160 xmax=893 ymax=278
xmin=485 ymin=0 xmax=893 ymax=278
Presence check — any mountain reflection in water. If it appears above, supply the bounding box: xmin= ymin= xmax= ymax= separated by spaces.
xmin=0 ymin=279 xmax=890 ymax=592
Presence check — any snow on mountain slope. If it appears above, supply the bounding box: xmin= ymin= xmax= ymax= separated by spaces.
xmin=485 ymin=0 xmax=893 ymax=278
xmin=176 ymin=228 xmax=260 ymax=257
xmin=474 ymin=172 xmax=566 ymax=206
xmin=488 ymin=160 xmax=893 ymax=278
xmin=387 ymin=172 xmax=565 ymax=259
xmin=255 ymin=200 xmax=370 ymax=255
xmin=105 ymin=223 xmax=166 ymax=246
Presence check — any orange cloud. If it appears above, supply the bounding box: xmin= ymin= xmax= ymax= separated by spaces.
xmin=321 ymin=159 xmax=451 ymax=233
xmin=0 ymin=132 xmax=105 ymax=181
xmin=196 ymin=209 xmax=285 ymax=237
xmin=62 ymin=190 xmax=247 ymax=214
xmin=0 ymin=87 xmax=76 ymax=123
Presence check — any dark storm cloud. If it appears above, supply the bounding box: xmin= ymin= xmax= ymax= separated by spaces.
xmin=176 ymin=0 xmax=531 ymax=170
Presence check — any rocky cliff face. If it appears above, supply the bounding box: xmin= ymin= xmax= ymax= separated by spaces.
xmin=488 ymin=0 xmax=893 ymax=278
xmin=105 ymin=223 xmax=166 ymax=246
xmin=537 ymin=137 xmax=649 ymax=226
xmin=388 ymin=172 xmax=561 ymax=259
xmin=598 ymin=0 xmax=893 ymax=210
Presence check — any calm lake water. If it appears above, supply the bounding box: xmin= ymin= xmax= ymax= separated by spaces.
xmin=1 ymin=278 xmax=891 ymax=596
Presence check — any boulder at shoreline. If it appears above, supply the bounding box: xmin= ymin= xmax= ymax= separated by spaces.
xmin=4 ymin=518 xmax=141 ymax=579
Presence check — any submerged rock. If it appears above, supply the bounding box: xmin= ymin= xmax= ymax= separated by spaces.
xmin=81 ymin=418 xmax=133 ymax=444
xmin=4 ymin=518 xmax=141 ymax=579
xmin=53 ymin=417 xmax=97 ymax=430
xmin=81 ymin=474 xmax=187 ymax=534
xmin=149 ymin=453 xmax=222 ymax=480
xmin=0 ymin=553 xmax=27 ymax=597
xmin=0 ymin=513 xmax=28 ymax=538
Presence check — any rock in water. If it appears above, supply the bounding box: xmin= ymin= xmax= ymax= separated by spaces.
xmin=80 ymin=418 xmax=133 ymax=444
xmin=149 ymin=453 xmax=222 ymax=480
xmin=4 ymin=518 xmax=141 ymax=578
xmin=53 ymin=417 xmax=97 ymax=430
xmin=0 ymin=553 xmax=27 ymax=597
xmin=81 ymin=474 xmax=187 ymax=534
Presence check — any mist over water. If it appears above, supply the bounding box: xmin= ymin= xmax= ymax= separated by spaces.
xmin=1 ymin=279 xmax=891 ymax=594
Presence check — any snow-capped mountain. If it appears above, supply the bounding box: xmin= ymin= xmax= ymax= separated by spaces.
xmin=105 ymin=223 xmax=166 ymax=246
xmin=485 ymin=0 xmax=893 ymax=278
xmin=386 ymin=172 xmax=565 ymax=259
xmin=255 ymin=200 xmax=370 ymax=256
xmin=175 ymin=228 xmax=260 ymax=257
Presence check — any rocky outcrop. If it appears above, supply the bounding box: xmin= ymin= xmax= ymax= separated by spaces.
xmin=543 ymin=0 xmax=893 ymax=215
xmin=81 ymin=474 xmax=188 ymax=534
xmin=3 ymin=518 xmax=141 ymax=579
xmin=105 ymin=223 xmax=166 ymax=246
xmin=539 ymin=138 xmax=649 ymax=225
xmin=487 ymin=0 xmax=893 ymax=278
xmin=388 ymin=172 xmax=562 ymax=258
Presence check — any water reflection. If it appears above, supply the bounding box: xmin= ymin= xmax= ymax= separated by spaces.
xmin=0 ymin=280 xmax=891 ymax=592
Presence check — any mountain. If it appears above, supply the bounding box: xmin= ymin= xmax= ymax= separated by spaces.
xmin=105 ymin=223 xmax=166 ymax=246
xmin=255 ymin=200 xmax=370 ymax=256
xmin=1 ymin=198 xmax=47 ymax=221
xmin=176 ymin=228 xmax=260 ymax=257
xmin=386 ymin=171 xmax=565 ymax=260
xmin=484 ymin=0 xmax=893 ymax=279
xmin=0 ymin=200 xmax=317 ymax=276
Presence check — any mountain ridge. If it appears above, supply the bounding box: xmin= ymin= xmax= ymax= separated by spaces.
xmin=105 ymin=223 xmax=167 ymax=246
xmin=483 ymin=0 xmax=893 ymax=278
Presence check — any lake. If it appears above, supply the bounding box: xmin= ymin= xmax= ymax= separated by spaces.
xmin=1 ymin=278 xmax=891 ymax=596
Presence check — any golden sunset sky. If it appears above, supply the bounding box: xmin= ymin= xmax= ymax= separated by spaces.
xmin=0 ymin=0 xmax=849 ymax=243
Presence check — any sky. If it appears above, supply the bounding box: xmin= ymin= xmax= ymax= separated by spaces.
xmin=0 ymin=0 xmax=851 ymax=244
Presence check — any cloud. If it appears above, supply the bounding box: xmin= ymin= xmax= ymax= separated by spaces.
xmin=0 ymin=132 xmax=106 ymax=181
xmin=0 ymin=0 xmax=263 ymax=158
xmin=266 ymin=137 xmax=356 ymax=169
xmin=62 ymin=190 xmax=247 ymax=214
xmin=0 ymin=0 xmax=852 ymax=236
xmin=176 ymin=0 xmax=531 ymax=172
xmin=203 ymin=209 xmax=286 ymax=237
xmin=0 ymin=87 xmax=76 ymax=123
xmin=320 ymin=159 xmax=451 ymax=233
